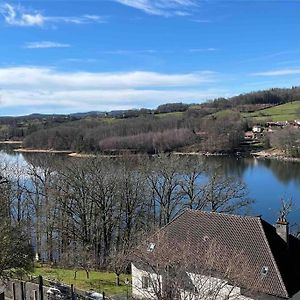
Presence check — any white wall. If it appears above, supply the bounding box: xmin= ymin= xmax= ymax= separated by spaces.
xmin=132 ymin=263 xmax=162 ymax=299
xmin=132 ymin=263 xmax=254 ymax=300
xmin=186 ymin=272 xmax=254 ymax=300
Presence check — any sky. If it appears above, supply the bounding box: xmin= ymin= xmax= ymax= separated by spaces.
xmin=0 ymin=0 xmax=300 ymax=115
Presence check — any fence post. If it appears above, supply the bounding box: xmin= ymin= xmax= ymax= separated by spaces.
xmin=12 ymin=282 xmax=16 ymax=300
xmin=34 ymin=290 xmax=38 ymax=300
xmin=20 ymin=282 xmax=25 ymax=300
xmin=71 ymin=284 xmax=75 ymax=300
xmin=102 ymin=291 xmax=105 ymax=300
xmin=38 ymin=276 xmax=44 ymax=300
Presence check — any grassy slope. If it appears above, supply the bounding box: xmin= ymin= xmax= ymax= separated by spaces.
xmin=242 ymin=101 xmax=300 ymax=122
xmin=155 ymin=111 xmax=184 ymax=118
xmin=32 ymin=267 xmax=130 ymax=296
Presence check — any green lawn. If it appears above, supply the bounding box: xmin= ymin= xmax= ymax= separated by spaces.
xmin=32 ymin=267 xmax=130 ymax=296
xmin=242 ymin=101 xmax=300 ymax=122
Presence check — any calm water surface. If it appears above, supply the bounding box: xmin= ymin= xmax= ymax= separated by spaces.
xmin=1 ymin=147 xmax=299 ymax=227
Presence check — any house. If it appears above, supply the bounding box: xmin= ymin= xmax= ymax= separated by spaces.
xmin=252 ymin=125 xmax=263 ymax=133
xmin=244 ymin=131 xmax=255 ymax=140
xmin=131 ymin=210 xmax=300 ymax=300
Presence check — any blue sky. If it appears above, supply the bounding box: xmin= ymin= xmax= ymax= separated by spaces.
xmin=0 ymin=0 xmax=300 ymax=115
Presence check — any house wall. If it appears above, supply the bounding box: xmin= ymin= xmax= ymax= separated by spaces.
xmin=131 ymin=264 xmax=254 ymax=300
xmin=186 ymin=273 xmax=254 ymax=300
xmin=132 ymin=263 xmax=162 ymax=299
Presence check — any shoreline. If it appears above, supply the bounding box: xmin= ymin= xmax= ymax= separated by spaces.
xmin=251 ymin=149 xmax=300 ymax=162
xmin=9 ymin=147 xmax=300 ymax=162
xmin=14 ymin=148 xmax=73 ymax=154
xmin=0 ymin=141 xmax=23 ymax=144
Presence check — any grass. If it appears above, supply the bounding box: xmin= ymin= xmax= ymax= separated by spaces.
xmin=32 ymin=267 xmax=130 ymax=296
xmin=155 ymin=111 xmax=184 ymax=118
xmin=242 ymin=101 xmax=300 ymax=122
xmin=212 ymin=109 xmax=236 ymax=118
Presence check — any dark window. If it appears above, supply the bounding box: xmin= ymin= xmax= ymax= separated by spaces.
xmin=142 ymin=276 xmax=150 ymax=289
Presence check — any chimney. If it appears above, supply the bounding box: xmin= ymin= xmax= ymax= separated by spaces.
xmin=275 ymin=217 xmax=289 ymax=244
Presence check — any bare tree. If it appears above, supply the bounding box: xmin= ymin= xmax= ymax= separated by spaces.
xmin=201 ymin=170 xmax=253 ymax=214
xmin=178 ymin=158 xmax=207 ymax=210
xmin=146 ymin=156 xmax=183 ymax=226
xmin=61 ymin=243 xmax=96 ymax=280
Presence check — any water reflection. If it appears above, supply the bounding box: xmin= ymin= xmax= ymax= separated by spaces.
xmin=258 ymin=159 xmax=300 ymax=185
xmin=203 ymin=156 xmax=255 ymax=177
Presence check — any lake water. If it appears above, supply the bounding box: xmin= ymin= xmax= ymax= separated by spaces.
xmin=1 ymin=147 xmax=299 ymax=229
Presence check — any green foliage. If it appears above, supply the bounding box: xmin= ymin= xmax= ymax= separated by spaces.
xmin=0 ymin=222 xmax=34 ymax=278
xmin=32 ymin=267 xmax=130 ymax=296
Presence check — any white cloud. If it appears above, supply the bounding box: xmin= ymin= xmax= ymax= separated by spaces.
xmin=252 ymin=69 xmax=300 ymax=76
xmin=189 ymin=48 xmax=217 ymax=53
xmin=44 ymin=15 xmax=107 ymax=25
xmin=0 ymin=3 xmax=106 ymax=27
xmin=24 ymin=41 xmax=71 ymax=49
xmin=0 ymin=3 xmax=44 ymax=26
xmin=113 ymin=0 xmax=197 ymax=17
xmin=0 ymin=67 xmax=215 ymax=89
xmin=102 ymin=49 xmax=157 ymax=55
xmin=0 ymin=67 xmax=221 ymax=113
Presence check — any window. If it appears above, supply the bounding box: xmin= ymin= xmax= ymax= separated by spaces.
xmin=147 ymin=242 xmax=156 ymax=252
xmin=142 ymin=276 xmax=150 ymax=289
xmin=261 ymin=266 xmax=269 ymax=277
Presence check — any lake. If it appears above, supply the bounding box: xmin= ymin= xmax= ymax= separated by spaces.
xmin=1 ymin=147 xmax=299 ymax=229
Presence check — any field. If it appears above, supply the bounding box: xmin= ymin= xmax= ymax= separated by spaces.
xmin=155 ymin=111 xmax=184 ymax=118
xmin=242 ymin=101 xmax=300 ymax=122
xmin=32 ymin=267 xmax=130 ymax=296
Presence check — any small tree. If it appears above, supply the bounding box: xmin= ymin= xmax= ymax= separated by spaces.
xmin=61 ymin=244 xmax=96 ymax=279
xmin=0 ymin=222 xmax=34 ymax=278
xmin=109 ymin=248 xmax=130 ymax=286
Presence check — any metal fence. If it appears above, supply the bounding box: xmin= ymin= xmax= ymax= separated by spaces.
xmin=0 ymin=277 xmax=115 ymax=300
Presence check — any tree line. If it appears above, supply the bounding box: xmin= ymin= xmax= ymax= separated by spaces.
xmin=21 ymin=111 xmax=245 ymax=153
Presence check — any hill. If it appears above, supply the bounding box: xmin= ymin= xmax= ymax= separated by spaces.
xmin=243 ymin=101 xmax=300 ymax=122
xmin=2 ymin=86 xmax=300 ymax=154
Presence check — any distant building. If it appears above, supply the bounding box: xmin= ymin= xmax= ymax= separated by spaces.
xmin=267 ymin=121 xmax=289 ymax=128
xmin=252 ymin=125 xmax=263 ymax=133
xmin=244 ymin=131 xmax=255 ymax=140
xmin=294 ymin=120 xmax=300 ymax=127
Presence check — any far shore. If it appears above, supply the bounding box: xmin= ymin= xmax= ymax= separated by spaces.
xmin=14 ymin=148 xmax=73 ymax=154
xmin=252 ymin=148 xmax=300 ymax=162
xmin=0 ymin=140 xmax=23 ymax=144
xmin=7 ymin=146 xmax=300 ymax=163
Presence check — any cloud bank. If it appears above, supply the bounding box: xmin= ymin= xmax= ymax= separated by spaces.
xmin=252 ymin=69 xmax=300 ymax=76
xmin=0 ymin=67 xmax=222 ymax=114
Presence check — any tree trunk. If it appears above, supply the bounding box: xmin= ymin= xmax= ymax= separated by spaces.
xmin=115 ymin=274 xmax=120 ymax=286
